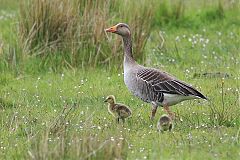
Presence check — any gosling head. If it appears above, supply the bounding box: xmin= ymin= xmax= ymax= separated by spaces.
xmin=104 ymin=95 xmax=116 ymax=104
xmin=105 ymin=23 xmax=131 ymax=37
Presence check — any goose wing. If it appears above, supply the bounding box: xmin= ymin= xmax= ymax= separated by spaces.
xmin=115 ymin=104 xmax=132 ymax=117
xmin=136 ymin=68 xmax=207 ymax=99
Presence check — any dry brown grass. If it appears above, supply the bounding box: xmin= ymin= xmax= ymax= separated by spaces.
xmin=18 ymin=0 xmax=155 ymax=69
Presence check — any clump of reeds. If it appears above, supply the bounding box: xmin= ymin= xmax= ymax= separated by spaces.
xmin=18 ymin=0 xmax=155 ymax=69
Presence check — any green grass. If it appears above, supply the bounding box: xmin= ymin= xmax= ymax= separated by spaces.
xmin=0 ymin=0 xmax=240 ymax=159
xmin=0 ymin=67 xmax=239 ymax=159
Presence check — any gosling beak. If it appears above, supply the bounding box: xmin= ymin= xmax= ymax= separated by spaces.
xmin=105 ymin=25 xmax=117 ymax=33
xmin=104 ymin=99 xmax=107 ymax=102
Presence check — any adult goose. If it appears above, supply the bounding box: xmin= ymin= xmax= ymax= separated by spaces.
xmin=105 ymin=23 xmax=207 ymax=120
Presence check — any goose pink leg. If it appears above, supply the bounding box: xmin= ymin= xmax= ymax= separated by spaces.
xmin=151 ymin=105 xmax=158 ymax=120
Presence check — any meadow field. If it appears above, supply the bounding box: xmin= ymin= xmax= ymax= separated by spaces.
xmin=0 ymin=0 xmax=239 ymax=159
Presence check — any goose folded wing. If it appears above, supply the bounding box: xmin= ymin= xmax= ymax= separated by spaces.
xmin=137 ymin=68 xmax=206 ymax=98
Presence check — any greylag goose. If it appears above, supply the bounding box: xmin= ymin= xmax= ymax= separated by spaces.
xmin=105 ymin=23 xmax=207 ymax=120
xmin=157 ymin=114 xmax=173 ymax=132
xmin=104 ymin=95 xmax=132 ymax=123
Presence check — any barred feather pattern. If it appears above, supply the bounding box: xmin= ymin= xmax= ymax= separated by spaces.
xmin=134 ymin=68 xmax=207 ymax=104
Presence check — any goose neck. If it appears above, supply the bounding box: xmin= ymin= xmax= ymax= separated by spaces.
xmin=108 ymin=103 xmax=115 ymax=111
xmin=123 ymin=36 xmax=135 ymax=64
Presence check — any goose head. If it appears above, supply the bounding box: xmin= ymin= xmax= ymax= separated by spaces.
xmin=105 ymin=23 xmax=131 ymax=37
xmin=104 ymin=95 xmax=116 ymax=104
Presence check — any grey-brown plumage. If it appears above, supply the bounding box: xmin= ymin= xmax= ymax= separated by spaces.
xmin=105 ymin=23 xmax=207 ymax=120
xmin=104 ymin=95 xmax=132 ymax=123
xmin=157 ymin=114 xmax=173 ymax=132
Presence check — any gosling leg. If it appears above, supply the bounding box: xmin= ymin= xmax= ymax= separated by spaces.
xmin=116 ymin=117 xmax=120 ymax=124
xmin=121 ymin=117 xmax=125 ymax=123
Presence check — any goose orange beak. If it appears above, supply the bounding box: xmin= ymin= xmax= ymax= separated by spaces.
xmin=105 ymin=25 xmax=117 ymax=33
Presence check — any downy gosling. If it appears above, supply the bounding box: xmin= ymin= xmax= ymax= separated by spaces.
xmin=157 ymin=114 xmax=173 ymax=132
xmin=104 ymin=95 xmax=132 ymax=123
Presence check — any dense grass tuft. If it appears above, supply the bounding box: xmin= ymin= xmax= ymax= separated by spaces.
xmin=18 ymin=0 xmax=154 ymax=70
xmin=28 ymin=104 xmax=128 ymax=159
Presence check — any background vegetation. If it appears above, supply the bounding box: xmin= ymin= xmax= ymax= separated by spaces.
xmin=0 ymin=0 xmax=239 ymax=159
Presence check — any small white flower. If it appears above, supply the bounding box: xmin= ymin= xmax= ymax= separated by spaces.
xmin=175 ymin=36 xmax=180 ymax=41
xmin=81 ymin=80 xmax=84 ymax=84
xmin=110 ymin=137 xmax=115 ymax=141
xmin=205 ymin=39 xmax=209 ymax=44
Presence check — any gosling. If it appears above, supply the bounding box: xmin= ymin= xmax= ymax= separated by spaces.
xmin=157 ymin=114 xmax=173 ymax=132
xmin=104 ymin=95 xmax=132 ymax=123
